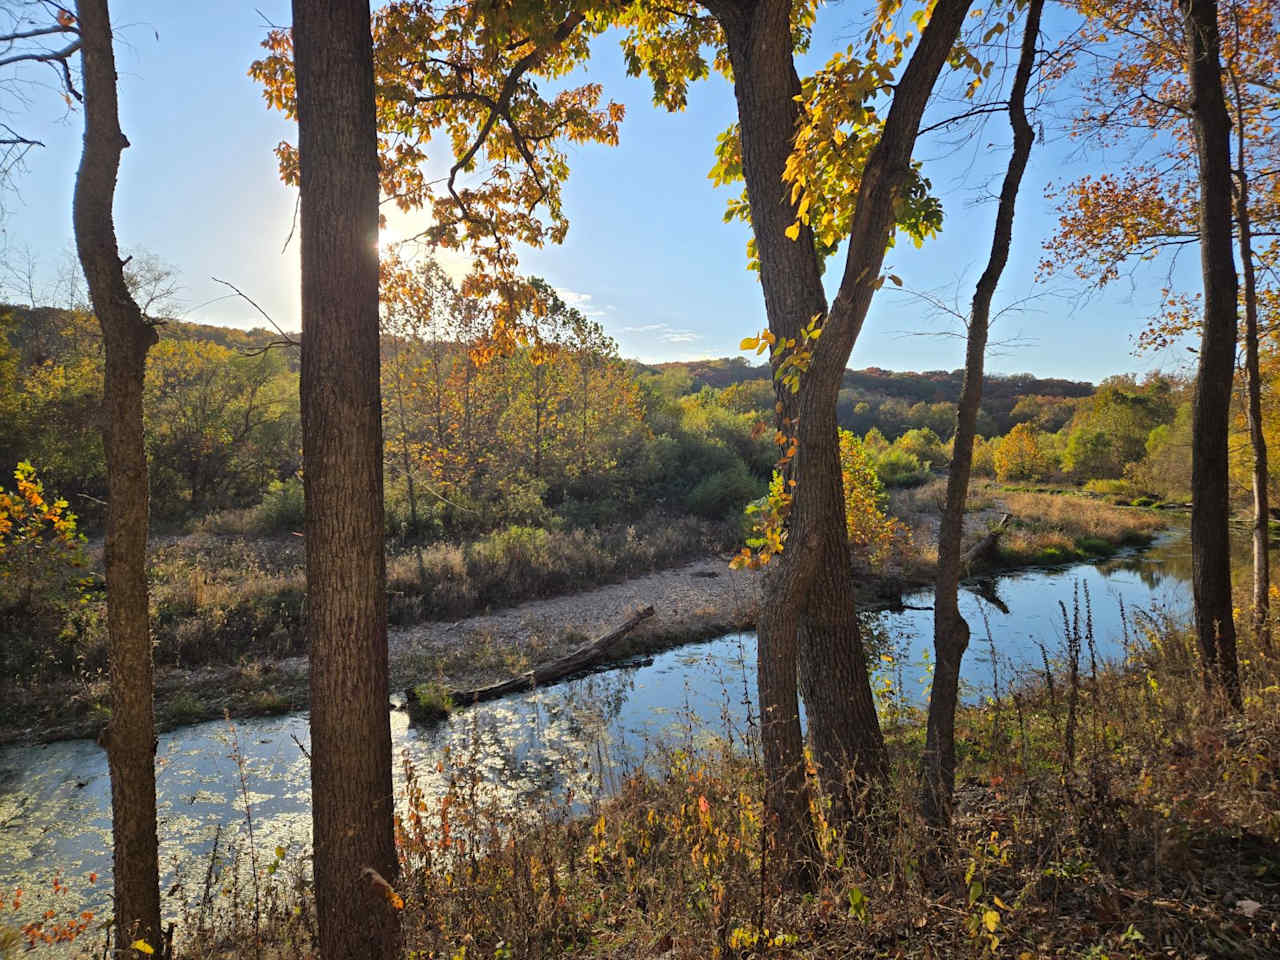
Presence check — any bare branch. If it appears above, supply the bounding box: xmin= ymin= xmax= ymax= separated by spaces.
xmin=211 ymin=276 xmax=300 ymax=351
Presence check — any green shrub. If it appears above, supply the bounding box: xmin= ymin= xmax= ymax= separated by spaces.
xmin=1082 ymin=477 xmax=1134 ymax=497
xmin=1074 ymin=535 xmax=1117 ymax=557
xmin=252 ymin=476 xmax=305 ymax=535
xmin=406 ymin=682 xmax=454 ymax=723
xmin=871 ymin=447 xmax=930 ymax=488
xmin=685 ymin=462 xmax=761 ymax=520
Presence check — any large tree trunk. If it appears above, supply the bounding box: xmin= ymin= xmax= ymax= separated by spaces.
xmin=712 ymin=0 xmax=972 ymax=882
xmin=784 ymin=0 xmax=973 ymax=804
xmin=1181 ymin=0 xmax=1242 ymax=708
xmin=922 ymin=0 xmax=1043 ymax=830
xmin=72 ymin=1 xmax=163 ymax=952
xmin=714 ymin=0 xmax=874 ymax=884
xmin=292 ymin=2 xmax=402 ymax=956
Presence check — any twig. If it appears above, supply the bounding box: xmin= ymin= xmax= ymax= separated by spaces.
xmin=210 ymin=276 xmax=299 ymax=353
xmin=226 ymin=715 xmax=263 ymax=960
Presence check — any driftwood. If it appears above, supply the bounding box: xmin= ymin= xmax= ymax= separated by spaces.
xmin=407 ymin=606 xmax=655 ymax=720
xmin=962 ymin=513 xmax=1012 ymax=573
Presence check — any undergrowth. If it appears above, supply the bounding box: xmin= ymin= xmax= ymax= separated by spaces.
xmin=13 ymin=590 xmax=1272 ymax=959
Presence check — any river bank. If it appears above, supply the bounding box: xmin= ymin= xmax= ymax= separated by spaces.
xmin=5 ymin=545 xmax=1274 ymax=959
xmin=0 ymin=487 xmax=1167 ymax=745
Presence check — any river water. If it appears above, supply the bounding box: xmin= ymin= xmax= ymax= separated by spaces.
xmin=0 ymin=526 xmax=1197 ymax=926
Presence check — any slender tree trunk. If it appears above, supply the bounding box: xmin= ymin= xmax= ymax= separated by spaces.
xmin=1240 ymin=196 xmax=1270 ymax=651
xmin=1230 ymin=85 xmax=1270 ymax=651
xmin=390 ymin=339 xmax=422 ymax=535
xmin=72 ymin=1 xmax=164 ymax=952
xmin=1181 ymin=0 xmax=1242 ymax=708
xmin=292 ymin=1 xmax=401 ymax=956
xmin=922 ymin=0 xmax=1043 ymax=830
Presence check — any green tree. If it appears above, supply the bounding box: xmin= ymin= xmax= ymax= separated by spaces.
xmin=144 ymin=339 xmax=299 ymax=515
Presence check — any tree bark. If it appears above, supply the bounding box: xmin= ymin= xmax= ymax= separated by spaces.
xmin=1239 ymin=184 xmax=1270 ymax=651
xmin=292 ymin=1 xmax=402 ymax=956
xmin=711 ymin=0 xmax=972 ymax=881
xmin=1181 ymin=0 xmax=1242 ymax=708
xmin=922 ymin=0 xmax=1043 ymax=831
xmin=1230 ymin=75 xmax=1270 ymax=651
xmin=713 ymin=0 xmax=871 ymax=884
xmin=72 ymin=1 xmax=164 ymax=952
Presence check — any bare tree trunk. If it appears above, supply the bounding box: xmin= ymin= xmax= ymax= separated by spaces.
xmin=1240 ymin=193 xmax=1270 ymax=651
xmin=71 ymin=1 xmax=164 ymax=952
xmin=714 ymin=0 xmax=866 ymax=883
xmin=1181 ymin=0 xmax=1242 ymax=708
xmin=292 ymin=1 xmax=402 ymax=956
xmin=1230 ymin=80 xmax=1270 ymax=651
xmin=922 ymin=0 xmax=1043 ymax=830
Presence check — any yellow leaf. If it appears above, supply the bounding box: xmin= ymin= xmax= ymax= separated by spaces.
xmin=740 ymin=336 xmax=759 ymax=351
xmin=131 ymin=941 xmax=155 ymax=956
xmin=983 ymin=910 xmax=1000 ymax=933
xmin=784 ymin=222 xmax=801 ymax=241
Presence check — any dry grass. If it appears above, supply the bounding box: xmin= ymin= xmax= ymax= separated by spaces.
xmin=1000 ymin=490 xmax=1167 ymax=542
xmin=104 ymin=596 xmax=1280 ymax=960
xmin=994 ymin=489 xmax=1167 ymax=567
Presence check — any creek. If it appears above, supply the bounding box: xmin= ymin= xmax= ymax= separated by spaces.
xmin=0 ymin=525 xmax=1197 ymax=924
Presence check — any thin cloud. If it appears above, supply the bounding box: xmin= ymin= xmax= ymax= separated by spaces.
xmin=556 ymin=287 xmax=609 ymax=319
xmin=619 ymin=321 xmax=702 ymax=344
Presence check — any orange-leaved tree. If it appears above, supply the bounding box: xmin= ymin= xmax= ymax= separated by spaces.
xmin=1043 ymin=0 xmax=1280 ymax=659
xmin=0 ymin=461 xmax=88 ymax=678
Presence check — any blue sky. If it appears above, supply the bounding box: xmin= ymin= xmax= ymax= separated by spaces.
xmin=0 ymin=1 xmax=1199 ymax=383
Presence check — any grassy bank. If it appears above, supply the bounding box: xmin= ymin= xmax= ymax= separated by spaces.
xmin=28 ymin=592 xmax=1272 ymax=958
xmin=889 ymin=480 xmax=1169 ymax=572
xmin=0 ymin=487 xmax=1172 ymax=744
xmin=995 ymin=488 xmax=1167 ymax=565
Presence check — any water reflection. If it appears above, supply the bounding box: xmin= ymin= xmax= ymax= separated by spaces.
xmin=0 ymin=636 xmax=759 ymax=925
xmin=0 ymin=525 xmax=1220 ymax=927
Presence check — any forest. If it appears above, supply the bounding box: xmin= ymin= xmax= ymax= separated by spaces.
xmin=1 ymin=0 xmax=1279 ymax=959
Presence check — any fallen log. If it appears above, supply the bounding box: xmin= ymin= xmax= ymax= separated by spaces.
xmin=962 ymin=513 xmax=1012 ymax=573
xmin=406 ymin=605 xmax=656 ymax=723
xmin=970 ymin=577 xmax=1011 ymax=615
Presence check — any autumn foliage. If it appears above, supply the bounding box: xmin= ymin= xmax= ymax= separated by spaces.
xmin=0 ymin=461 xmax=89 ymax=677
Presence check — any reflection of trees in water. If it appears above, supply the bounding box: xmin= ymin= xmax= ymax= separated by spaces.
xmin=1095 ymin=527 xmax=1192 ymax=588
xmin=1096 ymin=523 xmax=1277 ymax=592
xmin=405 ymin=666 xmax=641 ymax=810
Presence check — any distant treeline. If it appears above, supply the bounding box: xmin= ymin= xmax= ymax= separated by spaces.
xmin=20 ymin=297 xmax=1221 ymax=548
xmin=638 ymin=356 xmax=1094 ymax=439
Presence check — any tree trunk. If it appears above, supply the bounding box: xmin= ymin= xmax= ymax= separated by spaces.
xmin=1181 ymin=0 xmax=1242 ymax=708
xmin=922 ymin=0 xmax=1043 ymax=830
xmin=715 ymin=0 xmax=871 ymax=882
xmin=1240 ymin=191 xmax=1269 ymax=651
xmin=72 ymin=1 xmax=164 ymax=952
xmin=1231 ymin=86 xmax=1270 ymax=651
xmin=292 ymin=2 xmax=402 ymax=957
xmin=713 ymin=0 xmax=972 ymax=881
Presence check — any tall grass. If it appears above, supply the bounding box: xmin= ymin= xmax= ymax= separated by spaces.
xmin=87 ymin=591 xmax=1280 ymax=959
